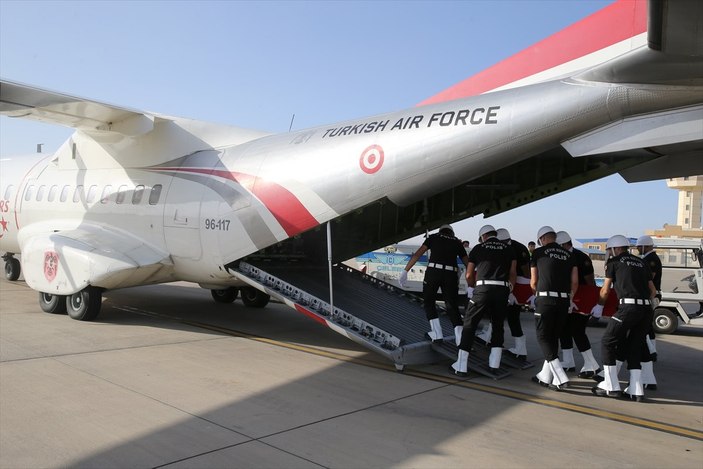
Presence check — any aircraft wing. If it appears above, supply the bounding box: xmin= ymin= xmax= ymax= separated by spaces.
xmin=18 ymin=222 xmax=174 ymax=295
xmin=0 ymin=79 xmax=160 ymax=137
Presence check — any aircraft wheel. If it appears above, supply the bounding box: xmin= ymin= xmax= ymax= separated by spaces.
xmin=66 ymin=287 xmax=102 ymax=321
xmin=39 ymin=292 xmax=67 ymax=315
xmin=241 ymin=287 xmax=270 ymax=308
xmin=211 ymin=287 xmax=239 ymax=303
xmin=653 ymin=307 xmax=678 ymax=335
xmin=4 ymin=257 xmax=21 ymax=281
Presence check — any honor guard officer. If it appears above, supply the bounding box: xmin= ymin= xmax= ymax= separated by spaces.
xmin=555 ymin=231 xmax=601 ymax=378
xmin=400 ymin=224 xmax=469 ymax=344
xmin=530 ymin=226 xmax=578 ymax=391
xmin=450 ymin=224 xmax=516 ymax=376
xmin=496 ymin=228 xmax=532 ymax=360
xmin=636 ymin=235 xmax=662 ymax=390
xmin=591 ymin=235 xmax=656 ymax=401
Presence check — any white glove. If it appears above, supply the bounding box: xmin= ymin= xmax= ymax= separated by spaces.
xmin=651 ymin=297 xmax=660 ymax=308
xmin=399 ymin=270 xmax=408 ymax=288
xmin=526 ymin=295 xmax=536 ymax=309
xmin=591 ymin=304 xmax=604 ymax=318
xmin=508 ymin=293 xmax=517 ymax=306
xmin=569 ymin=301 xmax=577 ymax=313
xmin=466 ymin=287 xmax=474 ymax=299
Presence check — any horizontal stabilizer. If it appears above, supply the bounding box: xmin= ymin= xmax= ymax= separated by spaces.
xmin=562 ymin=105 xmax=703 ymax=157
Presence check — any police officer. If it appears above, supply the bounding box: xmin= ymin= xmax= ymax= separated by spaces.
xmin=400 ymin=224 xmax=469 ymax=344
xmin=530 ymin=226 xmax=578 ymax=390
xmin=555 ymin=231 xmax=601 ymax=378
xmin=449 ymin=224 xmax=516 ymax=376
xmin=636 ymin=235 xmax=662 ymax=390
xmin=591 ymin=235 xmax=656 ymax=401
xmin=496 ymin=228 xmax=531 ymax=360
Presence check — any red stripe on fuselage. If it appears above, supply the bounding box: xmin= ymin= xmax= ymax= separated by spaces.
xmin=419 ymin=0 xmax=647 ymax=105
xmin=162 ymin=167 xmax=319 ymax=237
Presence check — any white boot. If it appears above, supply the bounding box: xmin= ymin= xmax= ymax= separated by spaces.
xmin=427 ymin=318 xmax=443 ymax=342
xmin=454 ymin=325 xmax=463 ymax=346
xmin=508 ymin=336 xmax=527 ymax=358
xmin=450 ymin=349 xmax=469 ymax=377
xmin=489 ymin=347 xmax=502 ymax=370
xmin=624 ymin=369 xmax=645 ymax=401
xmin=641 ymin=361 xmax=657 ymax=390
xmin=532 ymin=360 xmax=553 ymax=387
xmin=561 ymin=348 xmax=575 ymax=371
xmin=593 ymin=365 xmax=621 ymax=397
xmin=578 ymin=349 xmax=601 ymax=378
xmin=476 ymin=322 xmax=492 ymax=343
xmin=549 ymin=358 xmax=570 ymax=389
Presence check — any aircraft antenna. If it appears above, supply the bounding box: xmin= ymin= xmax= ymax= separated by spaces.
xmin=288 ymin=114 xmax=296 ymax=132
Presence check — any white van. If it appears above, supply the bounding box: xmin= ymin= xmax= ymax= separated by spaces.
xmin=651 ymin=238 xmax=703 ymax=334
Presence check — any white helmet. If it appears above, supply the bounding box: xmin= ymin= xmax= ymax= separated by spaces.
xmin=479 ymin=224 xmax=496 ymax=238
xmin=636 ymin=235 xmax=654 ymax=247
xmin=606 ymin=235 xmax=630 ymax=249
xmin=496 ymin=228 xmax=511 ymax=241
xmin=439 ymin=224 xmax=454 ymax=235
xmin=536 ymin=225 xmax=555 ymax=240
xmin=555 ymin=230 xmax=571 ymax=245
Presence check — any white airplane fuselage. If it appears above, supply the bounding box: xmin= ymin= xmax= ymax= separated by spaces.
xmin=1 ymin=77 xmax=702 ymax=299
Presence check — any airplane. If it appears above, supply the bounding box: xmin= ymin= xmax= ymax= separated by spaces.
xmin=1 ymin=0 xmax=702 ymax=329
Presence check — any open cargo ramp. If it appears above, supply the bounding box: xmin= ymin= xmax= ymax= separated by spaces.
xmin=231 ymin=258 xmax=514 ymax=379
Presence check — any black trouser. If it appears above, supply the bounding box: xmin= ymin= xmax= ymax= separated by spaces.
xmin=601 ymin=305 xmax=652 ymax=369
xmin=458 ymin=286 xmax=509 ymax=350
xmin=534 ymin=297 xmax=569 ymax=361
xmin=559 ymin=312 xmax=591 ymax=352
xmin=423 ymin=267 xmax=462 ymax=326
xmin=506 ymin=304 xmax=523 ymax=337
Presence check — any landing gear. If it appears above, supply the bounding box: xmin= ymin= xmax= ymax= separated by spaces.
xmin=3 ymin=255 xmax=21 ymax=281
xmin=241 ymin=287 xmax=270 ymax=308
xmin=39 ymin=292 xmax=67 ymax=314
xmin=66 ymin=287 xmax=102 ymax=321
xmin=211 ymin=287 xmax=239 ymax=303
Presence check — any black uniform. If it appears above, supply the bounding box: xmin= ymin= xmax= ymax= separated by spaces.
xmin=506 ymin=239 xmax=531 ymax=338
xmin=642 ymin=250 xmax=662 ymax=355
xmin=422 ymin=233 xmax=466 ymax=327
xmin=531 ymin=242 xmax=577 ymax=361
xmin=601 ymin=252 xmax=653 ymax=369
xmin=458 ymin=237 xmax=516 ymax=351
xmin=559 ymin=248 xmax=595 ymax=353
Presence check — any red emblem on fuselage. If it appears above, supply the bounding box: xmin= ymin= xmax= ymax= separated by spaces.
xmin=44 ymin=251 xmax=59 ymax=282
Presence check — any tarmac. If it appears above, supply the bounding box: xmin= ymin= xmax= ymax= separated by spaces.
xmin=1 ymin=276 xmax=701 ymax=468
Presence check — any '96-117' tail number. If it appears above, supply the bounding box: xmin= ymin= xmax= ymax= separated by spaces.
xmin=205 ymin=219 xmax=230 ymax=231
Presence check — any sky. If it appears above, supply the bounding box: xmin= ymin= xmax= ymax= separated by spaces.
xmin=0 ymin=0 xmax=690 ymax=247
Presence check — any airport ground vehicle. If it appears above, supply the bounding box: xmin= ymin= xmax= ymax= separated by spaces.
xmin=650 ymin=238 xmax=703 ymax=334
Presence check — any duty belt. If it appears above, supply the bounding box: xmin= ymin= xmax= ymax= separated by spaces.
xmin=428 ymin=262 xmax=458 ymax=272
xmin=476 ymin=280 xmax=510 ymax=287
xmin=619 ymin=298 xmax=651 ymax=305
xmin=537 ymin=291 xmax=569 ymax=298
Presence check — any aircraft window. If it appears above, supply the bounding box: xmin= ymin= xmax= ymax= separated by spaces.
xmin=115 ymin=185 xmax=128 ymax=204
xmin=73 ymin=185 xmax=84 ymax=203
xmin=36 ymin=185 xmax=46 ymax=201
xmin=100 ymin=185 xmax=113 ymax=204
xmin=60 ymin=185 xmax=70 ymax=202
xmin=87 ymin=185 xmax=98 ymax=203
xmin=149 ymin=184 xmax=162 ymax=205
xmin=133 ymin=185 xmax=145 ymax=204
xmin=3 ymin=185 xmax=14 ymax=200
xmin=25 ymin=186 xmax=34 ymax=202
xmin=48 ymin=185 xmax=58 ymax=202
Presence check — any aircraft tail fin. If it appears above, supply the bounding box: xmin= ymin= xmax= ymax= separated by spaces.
xmin=419 ymin=0 xmax=648 ymax=105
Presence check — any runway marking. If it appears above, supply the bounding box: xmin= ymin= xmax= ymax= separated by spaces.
xmin=119 ymin=305 xmax=703 ymax=442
